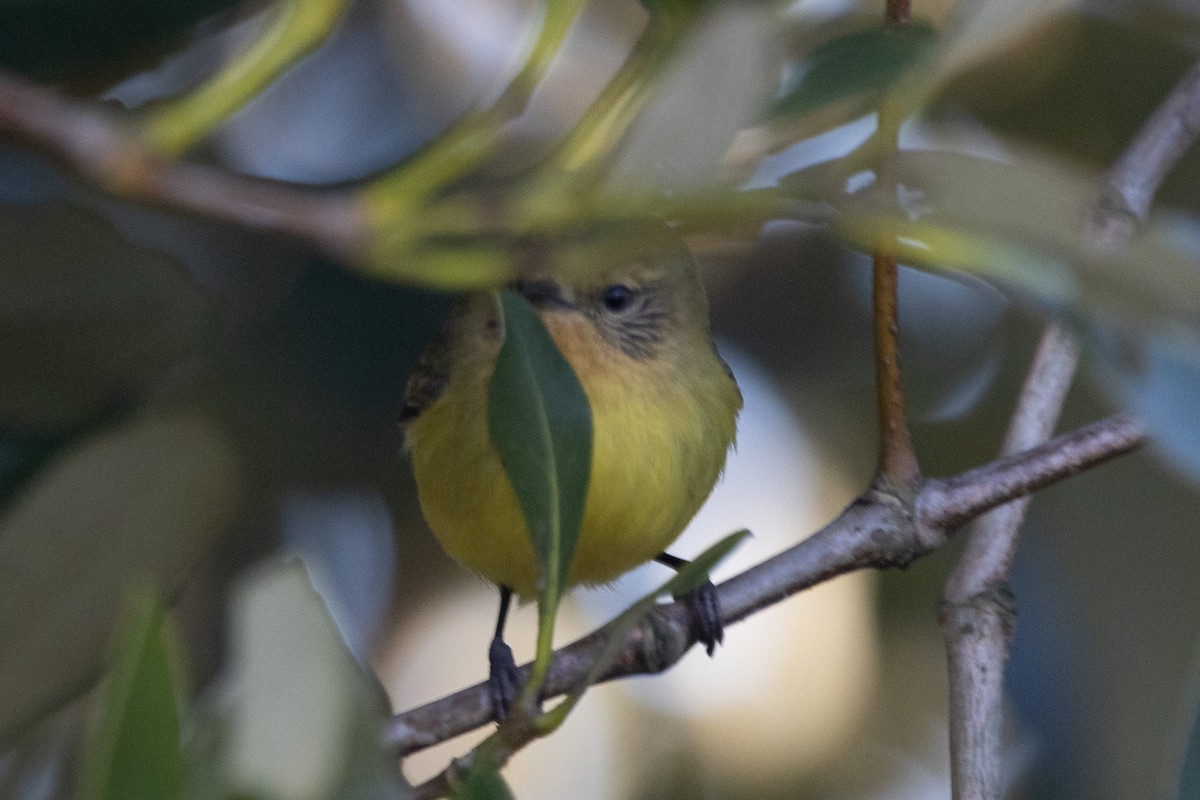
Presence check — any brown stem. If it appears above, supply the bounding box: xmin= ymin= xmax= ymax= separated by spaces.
xmin=384 ymin=414 xmax=1145 ymax=758
xmin=870 ymin=0 xmax=918 ymax=492
xmin=886 ymin=0 xmax=911 ymax=28
xmin=936 ymin=50 xmax=1200 ymax=799
xmin=872 ymin=252 xmax=920 ymax=492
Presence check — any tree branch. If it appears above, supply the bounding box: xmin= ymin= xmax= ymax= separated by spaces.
xmin=383 ymin=413 xmax=1145 ymax=758
xmin=935 ymin=52 xmax=1200 ymax=800
xmin=940 ymin=322 xmax=1079 ymax=800
xmin=1089 ymin=55 xmax=1200 ymax=247
xmin=0 ymin=69 xmax=366 ymax=260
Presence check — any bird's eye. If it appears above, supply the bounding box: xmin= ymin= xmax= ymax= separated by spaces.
xmin=601 ymin=284 xmax=636 ymax=313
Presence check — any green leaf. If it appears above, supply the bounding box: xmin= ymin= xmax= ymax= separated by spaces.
xmin=487 ymin=292 xmax=593 ymax=608
xmin=453 ymin=756 xmax=516 ymax=800
xmin=772 ymin=23 xmax=938 ymax=119
xmin=79 ymin=591 xmax=185 ymax=800
xmin=0 ymin=411 xmax=241 ymax=748
xmin=806 ymin=149 xmax=1200 ymax=330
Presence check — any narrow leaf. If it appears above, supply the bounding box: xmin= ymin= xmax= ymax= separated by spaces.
xmin=80 ymin=590 xmax=185 ymax=800
xmin=772 ymin=23 xmax=938 ymax=119
xmin=487 ymin=292 xmax=593 ymax=608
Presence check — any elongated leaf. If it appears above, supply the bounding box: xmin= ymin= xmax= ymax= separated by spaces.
xmin=487 ymin=292 xmax=593 ymax=607
xmin=803 ymin=149 xmax=1200 ymax=329
xmin=452 ymin=755 xmax=516 ymax=800
xmin=79 ymin=592 xmax=184 ymax=800
xmin=773 ymin=23 xmax=938 ymax=119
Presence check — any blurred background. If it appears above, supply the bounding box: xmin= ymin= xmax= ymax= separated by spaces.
xmin=3 ymin=0 xmax=1200 ymax=798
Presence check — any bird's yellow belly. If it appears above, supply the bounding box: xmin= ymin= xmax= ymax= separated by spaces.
xmin=406 ymin=361 xmax=732 ymax=598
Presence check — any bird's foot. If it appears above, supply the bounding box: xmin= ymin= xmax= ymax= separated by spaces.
xmin=681 ymin=578 xmax=724 ymax=656
xmin=488 ymin=636 xmax=522 ymax=721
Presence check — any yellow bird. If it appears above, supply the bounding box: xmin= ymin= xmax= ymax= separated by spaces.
xmin=401 ymin=244 xmax=741 ymax=713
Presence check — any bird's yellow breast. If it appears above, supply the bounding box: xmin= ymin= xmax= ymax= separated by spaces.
xmin=405 ymin=303 xmax=740 ymax=598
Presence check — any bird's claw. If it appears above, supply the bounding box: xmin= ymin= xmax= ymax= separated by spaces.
xmin=682 ymin=578 xmax=724 ymax=656
xmin=488 ymin=636 xmax=521 ymax=721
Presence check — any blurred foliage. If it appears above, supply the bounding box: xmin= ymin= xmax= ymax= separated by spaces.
xmin=0 ymin=205 xmax=209 ymax=434
xmin=772 ymin=22 xmax=938 ymax=120
xmin=73 ymin=564 xmax=409 ymax=800
xmin=0 ymin=0 xmax=251 ymax=86
xmin=452 ymin=757 xmax=514 ymax=800
xmin=3 ymin=0 xmax=1200 ymax=797
xmin=0 ymin=411 xmax=241 ymax=748
xmin=79 ymin=592 xmax=185 ymax=800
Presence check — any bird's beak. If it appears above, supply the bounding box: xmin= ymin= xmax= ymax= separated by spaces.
xmin=515 ymin=279 xmax=573 ymax=310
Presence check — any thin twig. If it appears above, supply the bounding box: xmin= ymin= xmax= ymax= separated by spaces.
xmin=1089 ymin=56 xmax=1200 ymax=247
xmin=940 ymin=322 xmax=1080 ymax=800
xmin=869 ymin=0 xmax=920 ymax=493
xmin=383 ymin=413 xmax=1145 ymax=758
xmin=916 ymin=414 xmax=1143 ymax=535
xmin=872 ymin=251 xmax=920 ymax=490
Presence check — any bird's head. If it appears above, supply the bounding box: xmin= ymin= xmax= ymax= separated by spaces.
xmin=512 ymin=243 xmax=713 ymax=368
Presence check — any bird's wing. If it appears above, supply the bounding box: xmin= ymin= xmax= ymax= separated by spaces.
xmin=399 ymin=299 xmax=467 ymax=424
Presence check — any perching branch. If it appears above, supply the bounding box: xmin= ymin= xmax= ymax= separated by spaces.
xmin=383 ymin=412 xmax=1145 ymax=759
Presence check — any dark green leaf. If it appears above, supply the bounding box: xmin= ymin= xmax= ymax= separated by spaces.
xmin=773 ymin=23 xmax=938 ymax=119
xmin=487 ymin=292 xmax=593 ymax=607
xmin=79 ymin=591 xmax=185 ymax=800
xmin=453 ymin=756 xmax=516 ymax=800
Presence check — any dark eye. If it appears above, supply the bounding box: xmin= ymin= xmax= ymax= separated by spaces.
xmin=601 ymin=284 xmax=636 ymax=313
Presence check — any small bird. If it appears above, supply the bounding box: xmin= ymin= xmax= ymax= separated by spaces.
xmin=401 ymin=243 xmax=741 ymax=715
